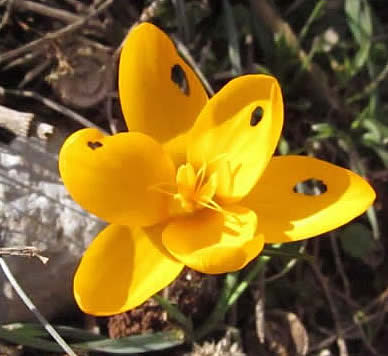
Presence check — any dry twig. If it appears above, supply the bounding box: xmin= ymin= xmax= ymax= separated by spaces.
xmin=0 ymin=246 xmax=48 ymax=264
xmin=0 ymin=258 xmax=77 ymax=356
xmin=249 ymin=0 xmax=343 ymax=115
xmin=330 ymin=234 xmax=351 ymax=298
xmin=310 ymin=241 xmax=349 ymax=356
xmin=0 ymin=0 xmax=15 ymax=31
xmin=0 ymin=87 xmax=108 ymax=134
xmin=0 ymin=0 xmax=113 ymax=65
xmin=13 ymin=0 xmax=91 ymax=25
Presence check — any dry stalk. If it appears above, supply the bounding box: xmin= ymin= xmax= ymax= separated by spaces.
xmin=249 ymin=0 xmax=343 ymax=115
xmin=0 ymin=246 xmax=48 ymax=264
xmin=0 ymin=0 xmax=113 ymax=65
xmin=310 ymin=239 xmax=349 ymax=356
xmin=1 ymin=87 xmax=108 ymax=134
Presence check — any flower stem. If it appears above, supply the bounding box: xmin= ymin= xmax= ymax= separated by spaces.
xmin=194 ymin=271 xmax=239 ymax=340
xmin=262 ymin=247 xmax=313 ymax=262
xmin=194 ymin=256 xmax=270 ymax=340
xmin=227 ymin=255 xmax=270 ymax=306
xmin=153 ymin=294 xmax=193 ymax=339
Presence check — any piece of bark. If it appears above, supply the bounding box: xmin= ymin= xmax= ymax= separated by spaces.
xmin=0 ymin=105 xmax=34 ymax=137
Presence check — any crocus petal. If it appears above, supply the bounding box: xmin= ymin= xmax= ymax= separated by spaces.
xmin=74 ymin=224 xmax=184 ymax=316
xmin=59 ymin=128 xmax=175 ymax=226
xmin=241 ymin=155 xmax=376 ymax=243
xmin=187 ymin=75 xmax=283 ymax=203
xmin=162 ymin=206 xmax=263 ymax=274
xmin=119 ymin=22 xmax=208 ymax=149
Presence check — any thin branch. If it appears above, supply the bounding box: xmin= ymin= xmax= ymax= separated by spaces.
xmin=347 ymin=59 xmax=388 ymax=104
xmin=0 ymin=0 xmax=15 ymax=32
xmin=14 ymin=0 xmax=91 ymax=25
xmin=0 ymin=0 xmax=113 ymax=65
xmin=2 ymin=50 xmax=44 ymax=70
xmin=139 ymin=0 xmax=169 ymax=23
xmin=173 ymin=36 xmax=215 ymax=96
xmin=310 ymin=257 xmax=349 ymax=356
xmin=1 ymin=87 xmax=108 ymax=134
xmin=249 ymin=0 xmax=344 ymax=115
xmin=0 ymin=247 xmax=48 ymax=264
xmin=265 ymin=241 xmax=307 ymax=283
xmin=18 ymin=58 xmax=52 ymax=88
xmin=0 ymin=257 xmax=78 ymax=356
xmin=310 ymin=311 xmax=383 ymax=352
xmin=330 ymin=234 xmax=351 ymax=298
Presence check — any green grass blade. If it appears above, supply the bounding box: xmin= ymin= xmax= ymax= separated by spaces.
xmin=223 ymin=0 xmax=242 ymax=75
xmin=0 ymin=323 xmax=184 ymax=354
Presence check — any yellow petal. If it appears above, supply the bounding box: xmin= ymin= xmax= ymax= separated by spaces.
xmin=242 ymin=155 xmax=376 ymax=243
xmin=119 ymin=22 xmax=208 ymax=148
xmin=187 ymin=75 xmax=283 ymax=203
xmin=163 ymin=134 xmax=188 ymax=168
xmin=59 ymin=128 xmax=175 ymax=226
xmin=162 ymin=206 xmax=263 ymax=274
xmin=74 ymin=224 xmax=184 ymax=315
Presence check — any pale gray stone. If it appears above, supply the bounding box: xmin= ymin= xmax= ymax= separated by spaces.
xmin=0 ymin=134 xmax=105 ymax=322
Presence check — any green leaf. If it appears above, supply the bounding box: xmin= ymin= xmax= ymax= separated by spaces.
xmin=223 ymin=0 xmax=242 ymax=75
xmin=345 ymin=0 xmax=373 ymax=74
xmin=0 ymin=327 xmax=63 ymax=352
xmin=339 ymin=223 xmax=374 ymax=258
xmin=299 ymin=0 xmax=327 ymax=43
xmin=263 ymin=244 xmax=314 ymax=263
xmin=345 ymin=0 xmax=373 ymax=75
xmin=278 ymin=136 xmax=290 ymax=155
xmin=311 ymin=122 xmax=337 ymax=139
xmin=345 ymin=0 xmax=372 ymax=44
xmin=2 ymin=323 xmax=103 ymax=341
xmin=0 ymin=323 xmax=184 ymax=354
xmin=74 ymin=330 xmax=184 ymax=354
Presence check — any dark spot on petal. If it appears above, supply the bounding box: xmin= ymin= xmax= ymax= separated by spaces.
xmin=171 ymin=64 xmax=190 ymax=96
xmin=293 ymin=178 xmax=327 ymax=196
xmin=87 ymin=141 xmax=103 ymax=150
xmin=250 ymin=106 xmax=264 ymax=126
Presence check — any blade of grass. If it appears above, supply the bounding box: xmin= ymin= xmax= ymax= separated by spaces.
xmin=346 ymin=60 xmax=388 ymax=104
xmin=0 ymin=324 xmax=184 ymax=354
xmin=73 ymin=330 xmax=184 ymax=353
xmin=153 ymin=294 xmax=193 ymax=338
xmin=194 ymin=271 xmax=239 ymax=340
xmin=345 ymin=0 xmax=373 ymax=75
xmin=195 ymin=255 xmax=270 ymax=340
xmin=223 ymin=0 xmax=242 ymax=75
xmin=298 ymin=0 xmax=326 ymax=44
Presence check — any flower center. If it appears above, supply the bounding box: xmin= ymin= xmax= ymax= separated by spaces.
xmin=151 ymin=157 xmax=240 ymax=221
xmin=174 ymin=162 xmax=219 ymax=213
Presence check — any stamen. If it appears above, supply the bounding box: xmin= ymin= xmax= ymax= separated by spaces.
xmin=150 ymin=154 xmax=240 ymax=218
xmin=198 ymin=199 xmax=242 ymax=226
xmin=148 ymin=182 xmax=177 ymax=196
xmin=208 ymin=153 xmax=228 ymax=166
xmin=195 ymin=162 xmax=207 ymax=193
xmin=195 ymin=153 xmax=228 ymax=193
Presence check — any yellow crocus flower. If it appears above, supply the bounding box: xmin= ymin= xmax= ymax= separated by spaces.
xmin=58 ymin=23 xmax=375 ymax=316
